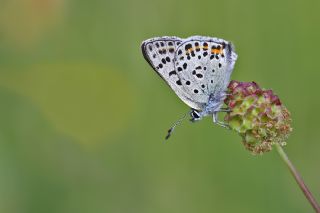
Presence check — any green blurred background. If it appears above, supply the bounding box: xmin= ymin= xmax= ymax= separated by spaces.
xmin=0 ymin=0 xmax=319 ymax=212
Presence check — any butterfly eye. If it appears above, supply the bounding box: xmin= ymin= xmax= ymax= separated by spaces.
xmin=191 ymin=110 xmax=200 ymax=119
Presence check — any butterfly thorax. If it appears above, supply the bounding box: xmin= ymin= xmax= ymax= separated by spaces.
xmin=198 ymin=91 xmax=226 ymax=118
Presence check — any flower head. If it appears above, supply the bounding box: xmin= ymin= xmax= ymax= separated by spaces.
xmin=224 ymin=80 xmax=292 ymax=155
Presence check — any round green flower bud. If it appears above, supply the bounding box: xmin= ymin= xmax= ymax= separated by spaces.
xmin=224 ymin=81 xmax=292 ymax=155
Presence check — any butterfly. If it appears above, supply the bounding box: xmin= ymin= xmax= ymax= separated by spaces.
xmin=141 ymin=36 xmax=238 ymax=139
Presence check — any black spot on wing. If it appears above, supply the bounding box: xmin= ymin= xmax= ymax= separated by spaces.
xmin=183 ymin=63 xmax=187 ymax=69
xmin=169 ymin=70 xmax=177 ymax=76
xmin=185 ymin=43 xmax=192 ymax=50
xmin=196 ymin=73 xmax=203 ymax=78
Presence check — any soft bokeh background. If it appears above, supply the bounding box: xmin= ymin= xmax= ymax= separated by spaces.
xmin=0 ymin=0 xmax=319 ymax=212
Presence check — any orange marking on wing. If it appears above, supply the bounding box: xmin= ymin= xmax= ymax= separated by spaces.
xmin=185 ymin=46 xmax=224 ymax=54
xmin=211 ymin=48 xmax=223 ymax=54
xmin=185 ymin=48 xmax=194 ymax=54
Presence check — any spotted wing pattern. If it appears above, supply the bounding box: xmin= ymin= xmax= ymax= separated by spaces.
xmin=141 ymin=36 xmax=204 ymax=109
xmin=141 ymin=36 xmax=238 ymax=110
xmin=174 ymin=36 xmax=238 ymax=108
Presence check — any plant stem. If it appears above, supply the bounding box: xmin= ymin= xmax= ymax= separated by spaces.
xmin=275 ymin=143 xmax=320 ymax=212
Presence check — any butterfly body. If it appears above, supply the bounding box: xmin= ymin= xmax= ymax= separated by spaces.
xmin=141 ymin=35 xmax=237 ymax=128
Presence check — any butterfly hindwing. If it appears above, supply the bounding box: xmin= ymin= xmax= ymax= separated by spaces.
xmin=174 ymin=36 xmax=237 ymax=107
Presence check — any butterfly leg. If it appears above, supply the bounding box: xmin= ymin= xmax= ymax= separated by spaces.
xmin=218 ymin=107 xmax=231 ymax=112
xmin=213 ymin=112 xmax=230 ymax=129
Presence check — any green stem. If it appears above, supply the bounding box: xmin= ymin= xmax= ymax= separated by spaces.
xmin=275 ymin=143 xmax=320 ymax=212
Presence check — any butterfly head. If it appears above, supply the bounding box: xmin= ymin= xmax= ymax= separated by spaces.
xmin=190 ymin=109 xmax=202 ymax=122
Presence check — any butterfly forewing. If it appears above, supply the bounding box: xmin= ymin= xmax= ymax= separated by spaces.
xmin=141 ymin=36 xmax=204 ymax=110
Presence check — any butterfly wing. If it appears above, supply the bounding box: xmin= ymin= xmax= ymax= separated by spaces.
xmin=141 ymin=36 xmax=204 ymax=110
xmin=174 ymin=36 xmax=238 ymax=108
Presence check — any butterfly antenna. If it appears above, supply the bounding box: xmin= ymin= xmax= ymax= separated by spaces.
xmin=165 ymin=111 xmax=190 ymax=140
